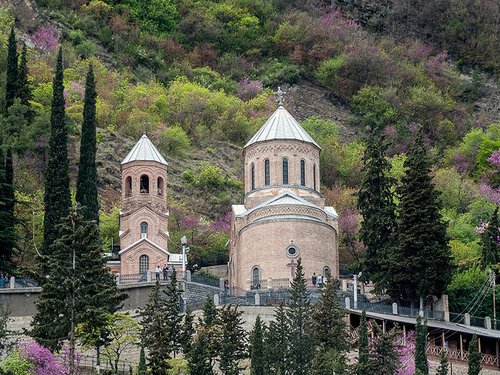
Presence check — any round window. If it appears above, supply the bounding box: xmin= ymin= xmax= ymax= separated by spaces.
xmin=286 ymin=246 xmax=299 ymax=257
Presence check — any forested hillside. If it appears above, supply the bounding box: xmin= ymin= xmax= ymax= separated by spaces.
xmin=0 ymin=0 xmax=499 ymax=315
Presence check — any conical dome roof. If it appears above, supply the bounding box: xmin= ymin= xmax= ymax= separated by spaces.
xmin=121 ymin=133 xmax=168 ymax=165
xmin=244 ymin=105 xmax=320 ymax=149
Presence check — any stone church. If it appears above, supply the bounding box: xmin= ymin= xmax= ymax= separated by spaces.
xmin=229 ymin=95 xmax=339 ymax=291
xmin=109 ymin=93 xmax=339 ymax=286
xmin=107 ymin=133 xmax=183 ymax=275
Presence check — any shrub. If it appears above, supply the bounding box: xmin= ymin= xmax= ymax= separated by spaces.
xmin=31 ymin=25 xmax=59 ymax=53
xmin=156 ymin=125 xmax=191 ymax=155
xmin=351 ymin=86 xmax=398 ymax=130
xmin=75 ymin=40 xmax=97 ymax=58
xmin=261 ymin=59 xmax=303 ymax=86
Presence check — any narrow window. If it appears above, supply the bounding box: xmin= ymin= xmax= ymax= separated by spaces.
xmin=300 ymin=160 xmax=306 ymax=186
xmin=283 ymin=157 xmax=289 ymax=184
xmin=264 ymin=159 xmax=270 ymax=186
xmin=252 ymin=267 xmax=260 ymax=289
xmin=140 ymin=175 xmax=149 ymax=193
xmin=323 ymin=266 xmax=331 ymax=278
xmin=313 ymin=164 xmax=317 ymax=191
xmin=251 ymin=163 xmax=255 ymax=190
xmin=140 ymin=222 xmax=148 ymax=238
xmin=139 ymin=255 xmax=149 ymax=274
xmin=125 ymin=176 xmax=132 ymax=197
xmin=157 ymin=177 xmax=164 ymax=196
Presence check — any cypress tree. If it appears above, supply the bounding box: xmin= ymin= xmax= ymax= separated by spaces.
xmin=468 ymin=334 xmax=481 ymax=375
xmin=187 ymin=296 xmax=218 ymax=375
xmin=164 ymin=269 xmax=183 ymax=357
xmin=389 ymin=129 xmax=452 ymax=304
xmin=357 ymin=132 xmax=396 ymax=287
xmin=180 ymin=307 xmax=195 ymax=355
xmin=415 ymin=315 xmax=429 ymax=375
xmin=76 ymin=64 xmax=99 ymax=223
xmin=137 ymin=346 xmax=146 ymax=375
xmin=43 ymin=47 xmax=71 ymax=256
xmin=356 ymin=310 xmax=369 ymax=375
xmin=287 ymin=258 xmax=315 ymax=375
xmin=481 ymin=206 xmax=499 ymax=268
xmin=17 ymin=43 xmax=33 ymax=124
xmin=436 ymin=351 xmax=449 ymax=375
xmin=264 ymin=303 xmax=289 ymax=374
xmin=0 ymin=145 xmax=8 ymax=269
xmin=140 ymin=282 xmax=171 ymax=374
xmin=217 ymin=305 xmax=247 ymax=375
xmin=311 ymin=278 xmax=348 ymax=352
xmin=5 ymin=26 xmax=18 ymax=111
xmin=250 ymin=315 xmax=265 ymax=375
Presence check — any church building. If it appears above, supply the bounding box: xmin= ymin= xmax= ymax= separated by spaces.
xmin=229 ymin=91 xmax=339 ymax=291
xmin=107 ymin=133 xmax=183 ymax=276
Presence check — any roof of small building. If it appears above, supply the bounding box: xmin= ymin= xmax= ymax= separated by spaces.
xmin=234 ymin=192 xmax=338 ymax=219
xmin=121 ymin=133 xmax=168 ymax=165
xmin=244 ymin=105 xmax=320 ymax=149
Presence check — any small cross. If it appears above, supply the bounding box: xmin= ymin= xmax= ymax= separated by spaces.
xmin=142 ymin=121 xmax=150 ymax=135
xmin=275 ymin=86 xmax=285 ymax=106
xmin=287 ymin=259 xmax=297 ymax=277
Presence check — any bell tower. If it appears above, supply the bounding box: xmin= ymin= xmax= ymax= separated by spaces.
xmin=118 ymin=133 xmax=170 ymax=275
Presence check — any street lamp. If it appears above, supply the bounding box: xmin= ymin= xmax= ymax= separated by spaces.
xmin=181 ymin=236 xmax=188 ymax=274
xmin=354 ymin=271 xmax=362 ymax=310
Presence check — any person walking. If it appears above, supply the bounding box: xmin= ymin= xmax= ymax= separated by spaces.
xmin=311 ymin=272 xmax=317 ymax=287
xmin=317 ymin=274 xmax=323 ymax=288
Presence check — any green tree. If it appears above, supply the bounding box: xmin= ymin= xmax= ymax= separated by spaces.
xmin=76 ymin=64 xmax=99 ymax=223
xmin=43 ymin=47 xmax=71 ymax=256
xmin=5 ymin=26 xmax=18 ymax=111
xmin=31 ymin=206 xmax=122 ymax=352
xmin=17 ymin=43 xmax=33 ymax=124
xmin=415 ymin=315 xmax=429 ymax=375
xmin=312 ymin=278 xmax=348 ymax=352
xmin=187 ymin=296 xmax=218 ymax=375
xmin=137 ymin=346 xmax=146 ymax=375
xmin=264 ymin=303 xmax=288 ymax=374
xmin=356 ymin=310 xmax=369 ymax=375
xmin=217 ymin=305 xmax=247 ymax=375
xmin=389 ymin=129 xmax=452 ymax=304
xmin=358 ymin=132 xmax=396 ymax=288
xmin=164 ymin=269 xmax=183 ymax=357
xmin=367 ymin=327 xmax=400 ymax=375
xmin=468 ymin=334 xmax=481 ymax=375
xmin=436 ymin=351 xmax=449 ymax=375
xmin=250 ymin=315 xmax=265 ymax=375
xmin=99 ymin=313 xmax=140 ymax=373
xmin=140 ymin=282 xmax=171 ymax=374
xmin=309 ymin=349 xmax=348 ymax=375
xmin=180 ymin=307 xmax=195 ymax=355
xmin=481 ymin=206 xmax=499 ymax=268
xmin=287 ymin=258 xmax=315 ymax=375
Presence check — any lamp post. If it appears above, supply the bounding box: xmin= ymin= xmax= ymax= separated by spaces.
xmin=354 ymin=272 xmax=362 ymax=309
xmin=181 ymin=235 xmax=188 ymax=274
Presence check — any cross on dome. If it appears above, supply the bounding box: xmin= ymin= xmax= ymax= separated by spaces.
xmin=275 ymin=86 xmax=286 ymax=107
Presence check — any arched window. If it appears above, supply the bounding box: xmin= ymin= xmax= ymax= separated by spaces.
xmin=323 ymin=266 xmax=331 ymax=278
xmin=313 ymin=164 xmax=317 ymax=191
xmin=157 ymin=177 xmax=164 ymax=196
xmin=140 ymin=222 xmax=148 ymax=238
xmin=125 ymin=176 xmax=132 ymax=197
xmin=282 ymin=157 xmax=289 ymax=184
xmin=139 ymin=255 xmax=149 ymax=274
xmin=300 ymin=160 xmax=306 ymax=186
xmin=252 ymin=267 xmax=260 ymax=289
xmin=251 ymin=163 xmax=255 ymax=190
xmin=140 ymin=175 xmax=149 ymax=193
xmin=264 ymin=159 xmax=270 ymax=186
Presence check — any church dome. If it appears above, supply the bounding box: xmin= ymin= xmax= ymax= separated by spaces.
xmin=244 ymin=105 xmax=320 ymax=149
xmin=122 ymin=133 xmax=168 ymax=165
